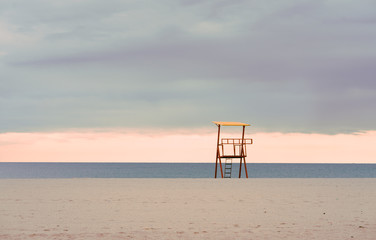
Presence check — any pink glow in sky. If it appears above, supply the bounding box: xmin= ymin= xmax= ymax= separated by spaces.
xmin=1 ymin=129 xmax=375 ymax=163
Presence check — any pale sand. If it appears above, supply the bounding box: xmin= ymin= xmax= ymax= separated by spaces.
xmin=1 ymin=179 xmax=375 ymax=239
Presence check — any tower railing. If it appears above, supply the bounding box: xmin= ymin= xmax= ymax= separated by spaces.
xmin=219 ymin=138 xmax=253 ymax=158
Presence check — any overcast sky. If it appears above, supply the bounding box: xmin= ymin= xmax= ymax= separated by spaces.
xmin=1 ymin=0 xmax=375 ymax=134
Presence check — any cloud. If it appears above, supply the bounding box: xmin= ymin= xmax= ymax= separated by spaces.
xmin=1 ymin=0 xmax=376 ymax=133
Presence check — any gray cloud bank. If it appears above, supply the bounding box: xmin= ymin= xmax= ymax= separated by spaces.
xmin=1 ymin=0 xmax=375 ymax=133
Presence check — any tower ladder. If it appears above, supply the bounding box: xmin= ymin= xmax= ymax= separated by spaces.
xmin=224 ymin=159 xmax=232 ymax=178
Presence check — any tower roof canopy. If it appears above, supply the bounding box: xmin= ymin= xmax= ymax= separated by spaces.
xmin=212 ymin=121 xmax=250 ymax=126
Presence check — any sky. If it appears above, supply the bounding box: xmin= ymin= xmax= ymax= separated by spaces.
xmin=1 ymin=0 xmax=375 ymax=162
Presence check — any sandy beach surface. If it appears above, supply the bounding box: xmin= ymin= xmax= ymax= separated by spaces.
xmin=1 ymin=178 xmax=375 ymax=239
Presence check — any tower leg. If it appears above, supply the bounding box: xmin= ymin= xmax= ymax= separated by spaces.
xmin=215 ymin=125 xmax=221 ymax=178
xmin=243 ymin=157 xmax=248 ymax=178
xmin=219 ymin=157 xmax=224 ymax=178
xmin=239 ymin=158 xmax=242 ymax=178
xmin=215 ymin=157 xmax=218 ymax=178
xmin=239 ymin=125 xmax=245 ymax=178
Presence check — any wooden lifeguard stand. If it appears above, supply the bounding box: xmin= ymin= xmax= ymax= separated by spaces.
xmin=213 ymin=121 xmax=253 ymax=178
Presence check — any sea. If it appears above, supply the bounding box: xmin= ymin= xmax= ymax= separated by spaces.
xmin=0 ymin=163 xmax=375 ymax=178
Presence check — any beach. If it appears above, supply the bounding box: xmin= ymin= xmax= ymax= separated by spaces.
xmin=1 ymin=178 xmax=375 ymax=239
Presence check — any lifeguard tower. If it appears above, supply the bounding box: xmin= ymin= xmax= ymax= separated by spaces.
xmin=213 ymin=122 xmax=253 ymax=178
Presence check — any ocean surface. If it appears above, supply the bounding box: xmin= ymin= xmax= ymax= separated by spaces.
xmin=0 ymin=163 xmax=375 ymax=178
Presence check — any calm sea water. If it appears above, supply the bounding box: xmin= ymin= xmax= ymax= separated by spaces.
xmin=0 ymin=163 xmax=375 ymax=178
